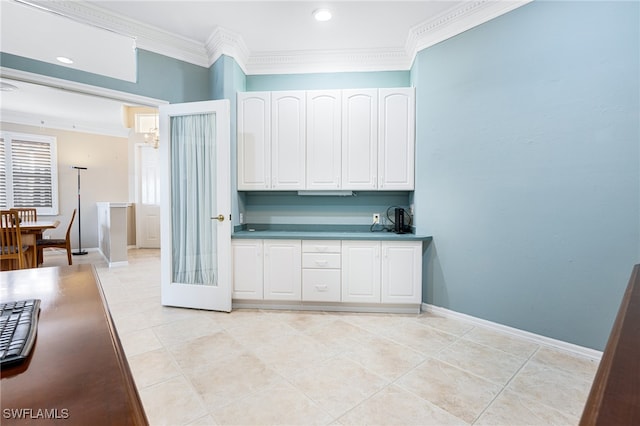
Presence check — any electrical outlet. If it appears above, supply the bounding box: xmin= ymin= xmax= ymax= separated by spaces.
xmin=239 ymin=213 xmax=244 ymax=224
xmin=372 ymin=213 xmax=380 ymax=224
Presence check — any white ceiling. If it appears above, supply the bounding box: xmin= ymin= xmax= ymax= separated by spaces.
xmin=0 ymin=0 xmax=530 ymax=136
xmin=89 ymin=1 xmax=458 ymax=52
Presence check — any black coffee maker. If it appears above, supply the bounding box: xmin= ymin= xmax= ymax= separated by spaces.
xmin=394 ymin=207 xmax=408 ymax=234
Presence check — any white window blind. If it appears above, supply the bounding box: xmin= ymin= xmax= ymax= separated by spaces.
xmin=0 ymin=137 xmax=6 ymax=209
xmin=0 ymin=132 xmax=58 ymax=215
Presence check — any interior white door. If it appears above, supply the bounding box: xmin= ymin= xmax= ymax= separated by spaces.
xmin=136 ymin=144 xmax=161 ymax=248
xmin=159 ymin=100 xmax=231 ymax=312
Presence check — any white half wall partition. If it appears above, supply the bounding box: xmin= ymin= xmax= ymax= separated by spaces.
xmin=97 ymin=202 xmax=130 ymax=267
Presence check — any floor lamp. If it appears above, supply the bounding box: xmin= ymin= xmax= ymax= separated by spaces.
xmin=72 ymin=166 xmax=88 ymax=256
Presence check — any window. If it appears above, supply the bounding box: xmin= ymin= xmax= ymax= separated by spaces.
xmin=0 ymin=132 xmax=59 ymax=215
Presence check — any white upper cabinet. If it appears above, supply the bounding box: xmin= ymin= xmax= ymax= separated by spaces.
xmin=342 ymin=89 xmax=378 ymax=190
xmin=237 ymin=87 xmax=414 ymax=192
xmin=271 ymin=91 xmax=306 ymax=190
xmin=306 ymin=90 xmax=342 ymax=190
xmin=237 ymin=92 xmax=271 ymax=190
xmin=378 ymin=88 xmax=415 ymax=190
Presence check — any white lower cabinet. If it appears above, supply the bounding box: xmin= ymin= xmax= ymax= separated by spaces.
xmin=381 ymin=241 xmax=422 ymax=304
xmin=341 ymin=241 xmax=381 ymax=303
xmin=232 ymin=238 xmax=422 ymax=307
xmin=231 ymin=239 xmax=264 ymax=300
xmin=263 ymin=240 xmax=302 ymax=300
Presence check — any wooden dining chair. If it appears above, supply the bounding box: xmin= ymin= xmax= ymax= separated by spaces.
xmin=1 ymin=210 xmax=31 ymax=270
xmin=12 ymin=207 xmax=41 ymax=264
xmin=37 ymin=209 xmax=76 ymax=266
xmin=10 ymin=208 xmax=37 ymax=222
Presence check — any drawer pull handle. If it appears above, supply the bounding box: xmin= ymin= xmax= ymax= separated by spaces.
xmin=314 ymin=260 xmax=329 ymax=267
xmin=315 ymin=285 xmax=328 ymax=291
xmin=316 ymin=246 xmax=328 ymax=252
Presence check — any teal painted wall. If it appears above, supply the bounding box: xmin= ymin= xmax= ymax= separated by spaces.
xmin=211 ymin=55 xmax=247 ymax=227
xmin=412 ymin=0 xmax=640 ymax=350
xmin=243 ymin=191 xmax=411 ymax=226
xmin=0 ymin=49 xmax=210 ymax=103
xmin=246 ymin=70 xmax=410 ymax=91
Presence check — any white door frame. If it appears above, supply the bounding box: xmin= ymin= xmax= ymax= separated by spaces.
xmin=159 ymin=100 xmax=232 ymax=312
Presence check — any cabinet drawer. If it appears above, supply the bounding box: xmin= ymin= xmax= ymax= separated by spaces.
xmin=302 ymin=253 xmax=341 ymax=269
xmin=302 ymin=269 xmax=341 ymax=302
xmin=302 ymin=240 xmax=341 ymax=253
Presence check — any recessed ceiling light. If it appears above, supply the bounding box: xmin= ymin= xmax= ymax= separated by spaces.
xmin=313 ymin=9 xmax=332 ymax=22
xmin=56 ymin=56 xmax=74 ymax=64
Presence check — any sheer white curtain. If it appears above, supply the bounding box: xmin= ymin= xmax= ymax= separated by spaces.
xmin=170 ymin=113 xmax=218 ymax=285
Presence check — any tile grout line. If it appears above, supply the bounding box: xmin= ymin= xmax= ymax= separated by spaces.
xmin=469 ymin=344 xmax=542 ymax=425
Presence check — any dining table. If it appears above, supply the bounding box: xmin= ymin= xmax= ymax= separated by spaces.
xmin=19 ymin=219 xmax=60 ymax=268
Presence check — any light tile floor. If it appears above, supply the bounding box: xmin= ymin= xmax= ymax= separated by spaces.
xmin=42 ymin=248 xmax=599 ymax=426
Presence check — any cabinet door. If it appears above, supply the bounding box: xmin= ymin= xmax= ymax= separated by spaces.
xmin=341 ymin=241 xmax=381 ymax=303
xmin=237 ymin=92 xmax=271 ymax=190
xmin=264 ymin=240 xmax=302 ymax=300
xmin=378 ymin=88 xmax=415 ymax=190
xmin=381 ymin=241 xmax=422 ymax=304
xmin=272 ymin=91 xmax=306 ymax=190
xmin=306 ymin=90 xmax=342 ymax=190
xmin=232 ymin=240 xmax=264 ymax=300
xmin=342 ymin=89 xmax=378 ymax=190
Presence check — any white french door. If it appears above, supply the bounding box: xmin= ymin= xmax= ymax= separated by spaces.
xmin=159 ymin=100 xmax=231 ymax=312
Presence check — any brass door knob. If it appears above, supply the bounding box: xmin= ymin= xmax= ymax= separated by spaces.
xmin=215 ymin=214 xmax=225 ymax=222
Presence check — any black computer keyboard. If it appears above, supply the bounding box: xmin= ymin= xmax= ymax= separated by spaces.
xmin=0 ymin=299 xmax=40 ymax=366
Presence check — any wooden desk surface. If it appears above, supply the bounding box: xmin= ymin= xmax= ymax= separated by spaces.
xmin=0 ymin=265 xmax=148 ymax=425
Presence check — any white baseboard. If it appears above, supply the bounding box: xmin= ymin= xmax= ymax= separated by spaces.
xmin=233 ymin=299 xmax=421 ymax=314
xmin=423 ymin=303 xmax=603 ymax=361
xmin=96 ymin=249 xmax=129 ymax=268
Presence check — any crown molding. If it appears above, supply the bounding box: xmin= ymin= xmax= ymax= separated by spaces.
xmin=18 ymin=0 xmax=532 ymax=75
xmin=244 ymin=48 xmax=413 ymax=75
xmin=406 ymin=0 xmax=533 ymax=62
xmin=205 ymin=27 xmax=251 ymax=74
